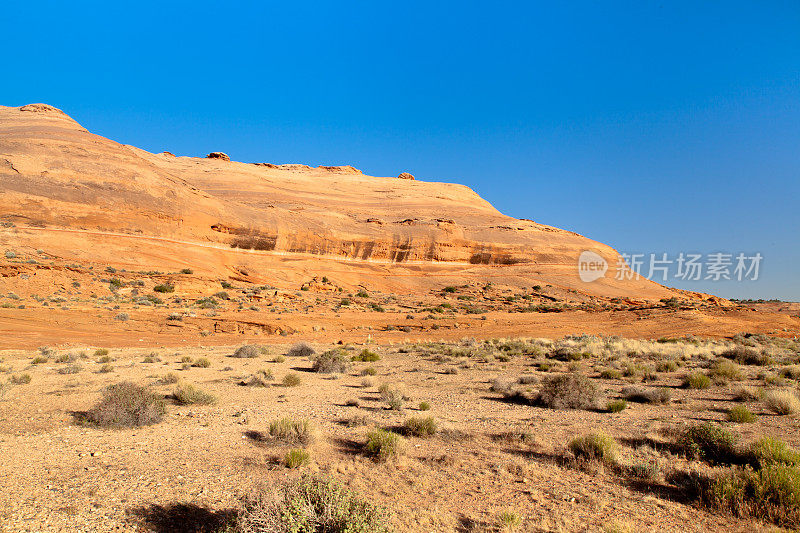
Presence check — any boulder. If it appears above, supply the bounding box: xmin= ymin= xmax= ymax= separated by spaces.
xmin=206 ymin=152 xmax=230 ymax=161
xmin=397 ymin=172 xmax=415 ymax=180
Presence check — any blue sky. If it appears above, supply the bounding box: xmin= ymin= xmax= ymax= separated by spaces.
xmin=2 ymin=1 xmax=798 ymax=300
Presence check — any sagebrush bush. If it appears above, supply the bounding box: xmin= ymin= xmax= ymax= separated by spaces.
xmin=538 ymin=373 xmax=599 ymax=410
xmin=232 ymin=475 xmax=391 ymax=533
xmin=352 ymin=349 xmax=380 ymax=362
xmin=402 ymin=416 xmax=438 ymax=437
xmin=173 ymin=383 xmax=217 ymax=405
xmin=568 ymin=432 xmax=618 ymax=466
xmin=268 ymin=417 xmax=315 ymax=445
xmin=192 ymin=357 xmax=211 ymax=368
xmin=312 ymin=349 xmax=351 ymax=374
xmin=282 ymin=373 xmax=301 ymax=387
xmin=364 ymin=429 xmax=402 ymax=461
xmin=764 ymin=389 xmax=800 ymax=415
xmin=232 ymin=345 xmax=261 ymax=358
xmin=679 ymin=422 xmax=739 ymax=464
xmin=287 ymin=342 xmax=315 ymax=358
xmin=85 ymin=382 xmax=165 ymax=428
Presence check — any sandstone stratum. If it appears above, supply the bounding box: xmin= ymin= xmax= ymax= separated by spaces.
xmin=0 ymin=103 xmax=795 ymax=347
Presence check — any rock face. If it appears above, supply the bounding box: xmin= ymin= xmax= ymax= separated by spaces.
xmin=0 ymin=103 xmax=676 ymax=300
xmin=206 ymin=152 xmax=230 ymax=161
xmin=397 ymin=172 xmax=415 ymax=180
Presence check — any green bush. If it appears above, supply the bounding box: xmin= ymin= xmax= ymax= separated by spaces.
xmin=352 ymin=349 xmax=380 ymax=362
xmin=568 ymin=432 xmax=618 ymax=466
xmin=364 ymin=429 xmax=402 ymax=461
xmin=268 ymin=417 xmax=315 ymax=445
xmin=709 ymin=359 xmax=743 ymax=382
xmin=232 ymin=345 xmax=260 ymax=358
xmin=192 ymin=357 xmax=211 ymax=368
xmin=683 ymin=372 xmax=711 ymax=389
xmin=173 ymin=383 xmax=217 ymax=405
xmin=84 ymin=382 xmax=165 ymax=428
xmin=233 ymin=475 xmax=391 ymax=533
xmin=9 ymin=374 xmax=30 ymax=385
xmin=153 ymin=283 xmax=175 ymax=293
xmin=283 ymin=373 xmax=302 ymax=387
xmin=679 ymin=422 xmax=739 ymax=464
xmin=402 ymin=416 xmax=438 ymax=437
xmin=284 ymin=448 xmax=310 ymax=468
xmin=606 ymin=399 xmax=628 ymax=413
xmin=748 ymin=437 xmax=800 ymax=468
xmin=727 ymin=405 xmax=756 ymax=424
xmin=418 ymin=401 xmax=431 ymax=411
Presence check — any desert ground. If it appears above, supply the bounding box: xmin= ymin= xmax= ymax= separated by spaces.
xmin=2 ymin=334 xmax=800 ymax=532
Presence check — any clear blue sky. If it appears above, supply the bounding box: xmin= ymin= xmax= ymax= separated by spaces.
xmin=3 ymin=1 xmax=798 ymax=300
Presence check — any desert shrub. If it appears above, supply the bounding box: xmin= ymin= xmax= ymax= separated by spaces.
xmin=679 ymin=422 xmax=739 ymax=464
xmin=727 ymin=405 xmax=756 ymax=423
xmin=115 ymin=312 xmax=129 ymax=322
xmin=656 ymin=360 xmax=678 ymax=372
xmin=497 ymin=509 xmax=522 ymax=532
xmin=364 ymin=429 xmax=402 ymax=461
xmin=606 ymin=399 xmax=628 ymax=413
xmin=180 ymin=268 xmax=193 ymax=274
xmin=313 ymin=349 xmax=351 ymax=374
xmin=232 ymin=345 xmax=260 ymax=358
xmin=287 ymin=342 xmax=315 ymax=358
xmin=733 ymin=386 xmax=760 ymax=402
xmin=153 ymin=283 xmax=174 ymax=293
xmin=31 ymin=355 xmax=48 ymax=364
xmin=180 ymin=356 xmax=193 ymax=363
xmin=272 ymin=355 xmax=285 ymax=363
xmin=361 ymin=366 xmax=377 ymax=376
xmin=764 ymin=389 xmax=800 ymax=415
xmin=173 ymin=383 xmax=217 ymax=405
xmin=55 ymin=353 xmax=74 ymax=363
xmin=378 ymin=383 xmax=405 ymax=410
xmin=721 ymin=346 xmax=772 ymax=366
xmin=622 ymin=386 xmax=672 ymax=404
xmin=268 ymin=417 xmax=315 ymax=445
xmin=10 ymin=373 xmax=31 ymax=385
xmin=748 ymin=437 xmax=800 ymax=468
xmin=352 ymin=349 xmax=380 ymax=362
xmin=232 ymin=475 xmax=391 ymax=533
xmin=84 ymin=382 xmax=165 ymax=428
xmin=709 ymin=359 xmax=743 ymax=383
xmin=538 ymin=373 xmax=599 ymax=410
xmin=58 ymin=364 xmax=82 ymax=375
xmin=418 ymin=401 xmax=431 ymax=411
xmin=160 ymin=372 xmax=179 ymax=384
xmin=683 ymin=372 xmax=711 ymax=389
xmin=599 ymin=368 xmax=622 ymax=380
xmin=568 ymin=432 xmax=618 ymax=466
xmin=193 ymin=357 xmax=211 ymax=368
xmin=284 ymin=448 xmax=310 ymax=468
xmin=402 ymin=416 xmax=438 ymax=437
xmin=98 ymin=363 xmax=114 ymax=373
xmin=781 ymin=365 xmax=800 ymax=380
xmin=94 ymin=348 xmax=109 ymax=356
xmin=697 ymin=464 xmax=800 ymax=527
xmin=283 ymin=373 xmax=301 ymax=387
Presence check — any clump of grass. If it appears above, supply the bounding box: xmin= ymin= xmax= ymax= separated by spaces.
xmin=58 ymin=364 xmax=82 ymax=375
xmin=192 ymin=357 xmax=211 ymax=368
xmin=402 ymin=415 xmax=438 ymax=437
xmin=287 ymin=342 xmax=315 ymax=358
xmin=378 ymin=383 xmax=406 ymax=410
xmin=268 ymin=417 xmax=315 ymax=445
xmin=232 ymin=345 xmax=261 ymax=358
xmin=497 ymin=509 xmax=522 ymax=532
xmin=622 ymin=386 xmax=672 ymax=404
xmin=84 ymin=382 xmax=165 ymax=428
xmin=284 ymin=448 xmax=310 ymax=468
xmin=98 ymin=363 xmax=114 ymax=373
xmin=10 ymin=373 xmax=31 ymax=385
xmin=173 ymin=383 xmax=217 ymax=405
xmin=727 ymin=405 xmax=756 ymax=423
xmin=747 ymin=437 xmax=800 ymax=468
xmin=709 ymin=359 xmax=743 ymax=383
xmin=656 ymin=360 xmax=678 ymax=372
xmin=764 ymin=389 xmax=800 ymax=415
xmin=537 ymin=373 xmax=600 ymax=410
xmin=683 ymin=372 xmax=711 ymax=390
xmin=283 ymin=373 xmax=302 ymax=387
xmin=678 ymin=422 xmax=739 ymax=464
xmin=180 ymin=356 xmax=193 ymax=363
xmin=244 ymin=369 xmax=274 ymax=387
xmin=599 ymin=368 xmax=622 ymax=380
xmin=272 ymin=355 xmax=286 ymax=363
xmin=98 ymin=355 xmax=113 ymax=364
xmin=606 ymin=399 xmax=628 ymax=413
xmin=361 ymin=366 xmax=377 ymax=376
xmin=721 ymin=346 xmax=772 ymax=366
xmin=733 ymin=385 xmax=760 ymax=402
xmin=31 ymin=355 xmax=48 ymax=364
xmin=94 ymin=348 xmax=109 ymax=356
xmin=160 ymin=372 xmax=179 ymax=384
xmin=418 ymin=401 xmax=431 ymax=411
xmin=352 ymin=349 xmax=380 ymax=362
xmin=364 ymin=429 xmax=403 ymax=461
xmin=568 ymin=432 xmax=618 ymax=466
xmin=233 ymin=475 xmax=391 ymax=532
xmin=312 ymin=349 xmax=351 ymax=374
xmin=54 ymin=353 xmax=74 ymax=363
